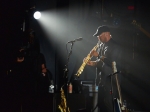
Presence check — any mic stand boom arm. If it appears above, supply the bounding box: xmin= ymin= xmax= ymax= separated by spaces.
xmin=63 ymin=42 xmax=74 ymax=112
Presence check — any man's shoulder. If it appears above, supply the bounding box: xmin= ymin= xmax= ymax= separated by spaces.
xmin=109 ymin=38 xmax=122 ymax=47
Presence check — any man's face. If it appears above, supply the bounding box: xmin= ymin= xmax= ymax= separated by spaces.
xmin=98 ymin=32 xmax=111 ymax=43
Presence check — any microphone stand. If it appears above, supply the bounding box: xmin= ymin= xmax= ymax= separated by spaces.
xmin=109 ymin=72 xmax=117 ymax=112
xmin=91 ymin=66 xmax=99 ymax=112
xmin=108 ymin=71 xmax=121 ymax=112
xmin=63 ymin=41 xmax=74 ymax=112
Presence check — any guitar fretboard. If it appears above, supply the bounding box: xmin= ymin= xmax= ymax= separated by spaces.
xmin=112 ymin=61 xmax=123 ymax=106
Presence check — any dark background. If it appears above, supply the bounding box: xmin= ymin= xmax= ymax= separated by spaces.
xmin=1 ymin=0 xmax=150 ymax=111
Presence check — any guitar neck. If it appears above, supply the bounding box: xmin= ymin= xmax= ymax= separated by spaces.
xmin=115 ymin=73 xmax=123 ymax=106
xmin=132 ymin=20 xmax=150 ymax=38
xmin=112 ymin=61 xmax=123 ymax=106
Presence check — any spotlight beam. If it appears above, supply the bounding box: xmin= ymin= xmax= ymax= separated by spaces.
xmin=34 ymin=11 xmax=41 ymax=19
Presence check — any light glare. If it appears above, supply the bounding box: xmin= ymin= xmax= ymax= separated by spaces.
xmin=34 ymin=11 xmax=41 ymax=19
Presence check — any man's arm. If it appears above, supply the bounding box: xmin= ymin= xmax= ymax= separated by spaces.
xmin=84 ymin=49 xmax=105 ymax=66
xmin=41 ymin=64 xmax=47 ymax=76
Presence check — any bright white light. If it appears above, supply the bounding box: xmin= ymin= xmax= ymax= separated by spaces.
xmin=33 ymin=11 xmax=41 ymax=19
xmin=49 ymin=85 xmax=54 ymax=89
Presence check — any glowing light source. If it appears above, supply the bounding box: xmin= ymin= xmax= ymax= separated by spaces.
xmin=33 ymin=11 xmax=41 ymax=19
xmin=128 ymin=6 xmax=134 ymax=10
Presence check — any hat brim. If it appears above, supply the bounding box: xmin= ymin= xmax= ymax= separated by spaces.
xmin=93 ymin=33 xmax=99 ymax=37
xmin=93 ymin=25 xmax=110 ymax=37
xmin=93 ymin=29 xmax=99 ymax=37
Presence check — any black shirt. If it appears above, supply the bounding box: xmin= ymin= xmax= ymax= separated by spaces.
xmin=97 ymin=38 xmax=122 ymax=77
xmin=96 ymin=38 xmax=123 ymax=112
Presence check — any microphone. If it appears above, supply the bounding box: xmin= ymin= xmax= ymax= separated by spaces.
xmin=67 ymin=37 xmax=83 ymax=43
xmin=109 ymin=71 xmax=121 ymax=77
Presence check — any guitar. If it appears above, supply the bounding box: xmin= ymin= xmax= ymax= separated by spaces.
xmin=132 ymin=20 xmax=150 ymax=38
xmin=112 ymin=61 xmax=127 ymax=112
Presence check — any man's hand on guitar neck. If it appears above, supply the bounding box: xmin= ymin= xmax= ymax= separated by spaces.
xmin=83 ymin=57 xmax=97 ymax=66
xmin=89 ymin=49 xmax=99 ymax=57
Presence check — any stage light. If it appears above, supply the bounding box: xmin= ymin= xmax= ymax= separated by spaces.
xmin=113 ymin=18 xmax=121 ymax=27
xmin=33 ymin=11 xmax=41 ymax=19
xmin=128 ymin=6 xmax=134 ymax=10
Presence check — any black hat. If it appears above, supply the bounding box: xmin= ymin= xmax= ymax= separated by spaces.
xmin=93 ymin=25 xmax=110 ymax=37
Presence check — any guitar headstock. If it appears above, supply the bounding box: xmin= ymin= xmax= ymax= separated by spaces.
xmin=132 ymin=20 xmax=141 ymax=28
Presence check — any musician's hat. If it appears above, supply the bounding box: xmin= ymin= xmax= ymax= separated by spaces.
xmin=93 ymin=25 xmax=110 ymax=37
